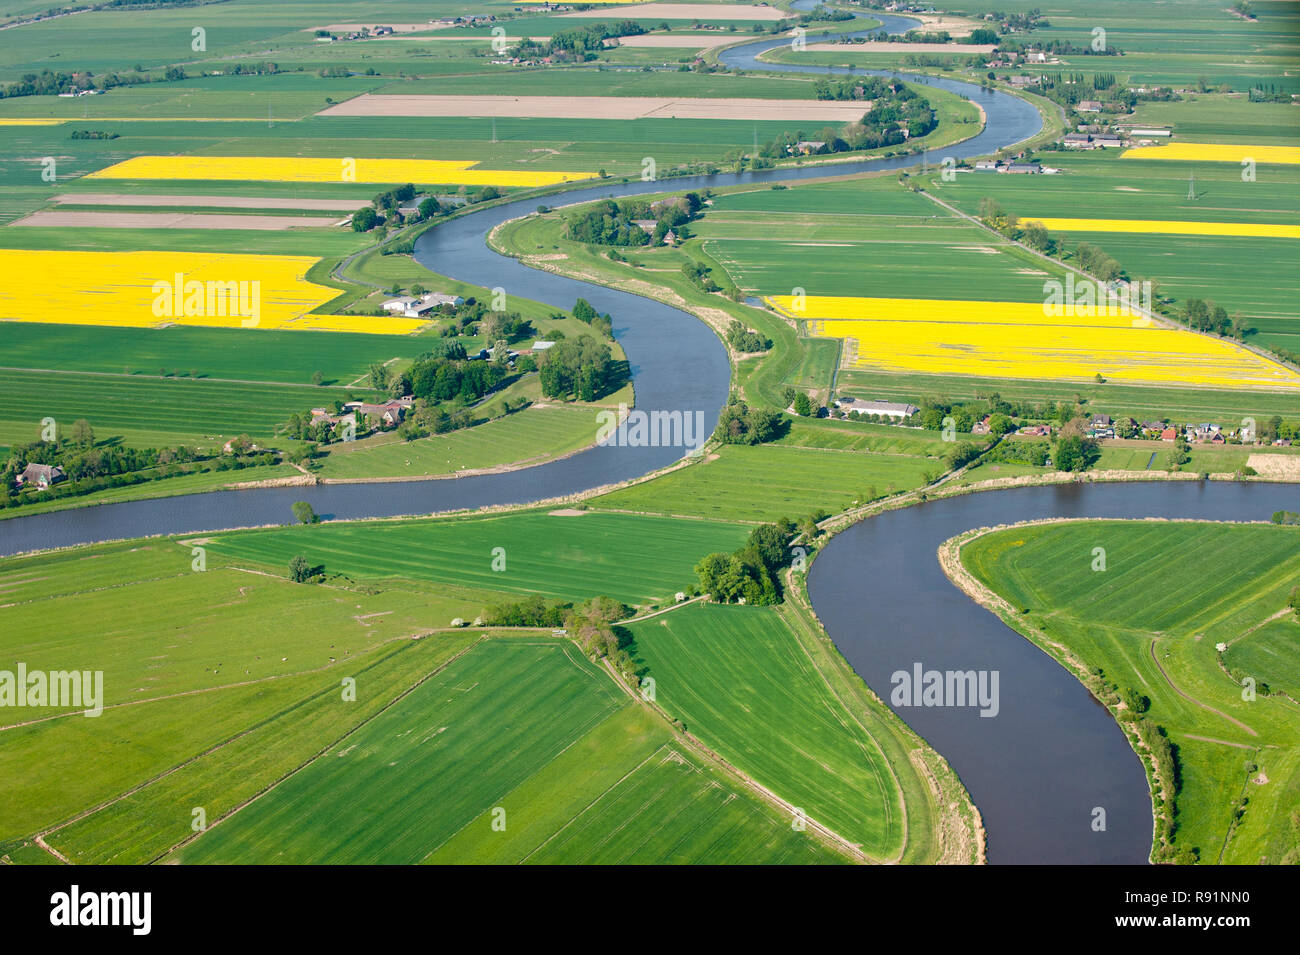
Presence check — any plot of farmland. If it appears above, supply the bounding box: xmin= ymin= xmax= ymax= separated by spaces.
xmin=86 ymin=155 xmax=596 ymax=187
xmin=1021 ymin=217 xmax=1300 ymax=240
xmin=13 ymin=211 xmax=340 ymax=230
xmin=629 ymin=603 xmax=905 ymax=857
xmin=767 ymin=295 xmax=1300 ymax=391
xmin=1121 ymin=143 xmax=1300 ymax=164
xmin=0 ymin=249 xmax=419 ymax=333
xmin=318 ymin=94 xmax=871 ymax=123
xmin=51 ymin=193 xmax=368 ymax=211
xmin=593 ymin=443 xmax=937 ymax=522
xmin=201 ymin=511 xmax=749 ymax=607
xmin=173 ymin=639 xmax=627 ymax=864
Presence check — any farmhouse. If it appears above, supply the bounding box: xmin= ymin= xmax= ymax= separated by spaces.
xmin=16 ymin=463 xmax=65 ymax=488
xmin=834 ymin=397 xmax=919 ymax=419
xmin=1077 ymin=100 xmax=1104 ymax=113
xmin=974 ymin=159 xmax=999 ymax=171
xmin=1019 ymin=424 xmax=1052 ymax=437
xmin=380 ymin=292 xmax=464 ymax=317
xmin=1003 ymin=162 xmax=1042 ymax=174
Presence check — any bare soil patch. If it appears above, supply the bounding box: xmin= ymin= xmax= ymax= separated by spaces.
xmin=319 ymin=94 xmax=867 ymax=122
xmin=1245 ymin=453 xmax=1300 ymax=479
xmin=54 ymin=193 xmax=366 ymax=211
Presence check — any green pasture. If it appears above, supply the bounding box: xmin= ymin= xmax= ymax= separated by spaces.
xmin=201 ymin=509 xmax=749 ymax=606
xmin=593 ymin=441 xmax=936 ymax=521
xmin=628 ymin=602 xmax=905 ymax=858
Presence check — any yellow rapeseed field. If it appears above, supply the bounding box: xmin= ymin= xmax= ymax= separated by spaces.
xmin=766 ymin=295 xmax=1300 ymax=390
xmin=1121 ymin=143 xmax=1300 ymax=165
xmin=86 ymin=155 xmax=596 ymax=187
xmin=0 ymin=118 xmax=64 ymax=125
xmin=0 ymin=249 xmax=426 ymax=334
xmin=1021 ymin=218 xmax=1300 ymax=240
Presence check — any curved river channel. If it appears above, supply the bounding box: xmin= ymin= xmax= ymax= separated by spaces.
xmin=2 ymin=3 xmax=1279 ymax=864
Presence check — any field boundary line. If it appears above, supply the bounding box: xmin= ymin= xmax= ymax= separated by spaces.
xmin=599 ymin=657 xmax=872 ymax=864
xmin=32 ymin=636 xmax=431 ymax=856
xmin=146 ymin=636 xmax=488 ymax=863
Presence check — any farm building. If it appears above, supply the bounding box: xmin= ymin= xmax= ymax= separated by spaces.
xmin=381 ymin=292 xmax=464 ymax=317
xmin=834 ymin=397 xmax=919 ymax=419
xmin=16 ymin=463 xmax=65 ymax=488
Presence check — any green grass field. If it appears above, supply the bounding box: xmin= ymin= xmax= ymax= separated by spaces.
xmin=628 ymin=602 xmax=905 ymax=858
xmin=312 ymin=403 xmax=600 ymax=480
xmin=0 ymin=367 xmax=370 ymax=449
xmin=697 ymin=176 xmax=1060 ymax=301
xmin=169 ymin=636 xmax=845 ymax=864
xmin=1224 ymin=614 xmax=1300 ymax=701
xmin=593 ymin=441 xmax=937 ymax=522
xmin=201 ymin=509 xmax=748 ymax=607
xmin=962 ymin=519 xmax=1300 ymax=864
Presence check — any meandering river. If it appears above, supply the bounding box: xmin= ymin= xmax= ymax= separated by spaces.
xmin=2 ymin=3 xmax=1256 ymax=865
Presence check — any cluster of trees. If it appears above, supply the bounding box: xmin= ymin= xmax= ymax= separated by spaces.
xmin=1269 ymin=510 xmax=1300 ymax=525
xmin=1183 ymin=298 xmax=1247 ymax=339
xmin=1028 ymin=72 xmax=1134 ymax=113
xmin=986 ymin=439 xmax=1051 ymax=467
xmin=68 ymin=129 xmax=118 ymax=140
xmin=1249 ymin=83 xmax=1290 ymax=103
xmin=1071 ymin=241 xmax=1124 ymax=283
xmin=538 ymin=335 xmax=620 ymax=401
xmin=715 ymin=398 xmax=784 ymax=445
xmin=410 ymin=351 xmax=507 ymax=404
xmin=724 ymin=320 xmax=770 ymax=353
xmin=3 ymin=423 xmax=206 ymax=485
xmin=696 ymin=521 xmax=805 ymax=606
xmin=1 ymin=63 xmax=193 ymax=98
xmin=1054 ymin=434 xmax=1102 ymax=471
xmin=515 ymin=20 xmax=646 ymax=61
xmin=791 ymin=78 xmax=934 ymax=153
xmin=355 ymin=184 xmax=460 ymax=234
xmin=566 ymin=193 xmax=702 ymax=247
xmin=288 ymin=554 xmax=323 ymax=583
xmin=482 ymin=594 xmax=638 ymax=682
xmin=1 ymin=422 xmax=276 ymax=510
xmin=572 ymin=298 xmax=614 ymax=339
